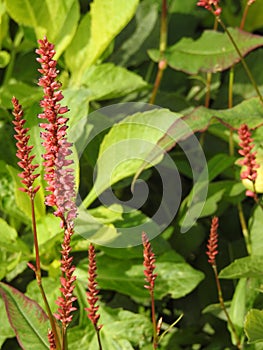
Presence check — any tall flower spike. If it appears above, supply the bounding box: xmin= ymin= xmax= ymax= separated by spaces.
xmin=197 ymin=0 xmax=222 ymax=16
xmin=85 ymin=244 xmax=102 ymax=331
xmin=12 ymin=97 xmax=40 ymax=195
xmin=206 ymin=216 xmax=219 ymax=266
xmin=238 ymin=124 xmax=259 ymax=198
xmin=54 ymin=226 xmax=77 ymax=327
xmin=142 ymin=232 xmax=157 ymax=291
xmin=36 ymin=36 xmax=77 ymax=227
xmin=36 ymin=37 xmax=77 ymax=330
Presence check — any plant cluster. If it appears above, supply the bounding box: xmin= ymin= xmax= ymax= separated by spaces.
xmin=1 ymin=0 xmax=263 ymax=349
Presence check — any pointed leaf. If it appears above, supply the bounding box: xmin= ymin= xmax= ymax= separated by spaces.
xmin=0 ymin=282 xmax=49 ymax=350
xmin=5 ymin=0 xmax=80 ymax=58
xmin=76 ymin=254 xmax=204 ymax=300
xmin=82 ymin=108 xmax=182 ymax=208
xmin=245 ymin=309 xmax=263 ymax=344
xmin=219 ymin=256 xmax=263 ymax=279
xmin=67 ymin=0 xmax=139 ymax=84
xmin=149 ymin=28 xmax=263 ymax=74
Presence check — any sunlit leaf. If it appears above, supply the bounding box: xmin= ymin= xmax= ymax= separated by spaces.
xmin=5 ymin=0 xmax=79 ymax=58
xmin=149 ymin=28 xmax=263 ymax=74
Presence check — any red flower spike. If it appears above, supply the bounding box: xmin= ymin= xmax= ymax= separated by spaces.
xmin=238 ymin=124 xmax=259 ymax=197
xmin=206 ymin=217 xmax=219 ymax=266
xmin=36 ymin=36 xmax=77 ymax=227
xmin=142 ymin=232 xmax=157 ymax=291
xmin=48 ymin=330 xmax=56 ymax=350
xmin=85 ymin=244 xmax=102 ymax=330
xmin=12 ymin=97 xmax=40 ymax=195
xmin=197 ymin=0 xmax=222 ymax=16
xmin=54 ymin=226 xmax=77 ymax=327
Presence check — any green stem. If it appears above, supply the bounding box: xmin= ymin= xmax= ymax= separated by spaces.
xmin=237 ymin=202 xmax=251 ymax=255
xmin=149 ymin=0 xmax=168 ymax=104
xmin=150 ymin=289 xmax=158 ymax=349
xmin=3 ymin=30 xmax=23 ymax=86
xmin=30 ymin=194 xmax=61 ymax=350
xmin=228 ymin=67 xmax=235 ymax=156
xmin=240 ymin=1 xmax=250 ymax=31
xmin=217 ymin=18 xmax=263 ymax=104
xmin=204 ymin=17 xmax=218 ymax=108
xmin=212 ymin=264 xmax=242 ymax=349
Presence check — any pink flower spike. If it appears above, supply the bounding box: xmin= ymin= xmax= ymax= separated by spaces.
xmin=36 ymin=36 xmax=77 ymax=226
xmin=238 ymin=124 xmax=259 ymax=197
xmin=142 ymin=232 xmax=157 ymax=291
xmin=206 ymin=217 xmax=219 ymax=266
xmin=54 ymin=226 xmax=77 ymax=328
xmin=85 ymin=244 xmax=102 ymax=331
xmin=197 ymin=0 xmax=222 ymax=16
xmin=12 ymin=97 xmax=40 ymax=196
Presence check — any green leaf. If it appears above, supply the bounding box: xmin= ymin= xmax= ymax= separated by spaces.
xmin=76 ymin=254 xmax=204 ymax=300
xmin=148 ymin=28 xmax=263 ymax=74
xmin=68 ymin=305 xmax=152 ymax=349
xmin=0 ymin=50 xmax=10 ymax=68
xmin=178 ymin=154 xmax=235 ymax=229
xmin=0 ymin=79 xmax=42 ymax=109
xmin=5 ymin=0 xmax=80 ymax=58
xmin=66 ymin=0 xmax=139 ymax=84
xmin=7 ymin=165 xmax=44 ymax=220
xmin=245 ymin=309 xmax=263 ymax=344
xmin=82 ymin=108 xmax=181 ymax=208
xmin=75 ymin=204 xmax=161 ymax=248
xmin=185 ymin=97 xmax=263 ymax=131
xmin=249 ymin=206 xmax=263 ymax=256
xmin=219 ymin=255 xmax=263 ymax=279
xmin=111 ymin=0 xmax=159 ymax=67
xmin=195 ymin=180 xmax=245 ymax=218
xmin=79 ymin=63 xmax=148 ymax=99
xmin=228 ymin=279 xmax=248 ymax=344
xmin=0 ymin=296 xmax=15 ymax=347
xmin=26 ymin=277 xmax=60 ymax=314
xmin=0 ymin=282 xmax=49 ymax=349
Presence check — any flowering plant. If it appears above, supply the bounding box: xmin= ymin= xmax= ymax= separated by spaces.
xmin=1 ymin=0 xmax=263 ymax=349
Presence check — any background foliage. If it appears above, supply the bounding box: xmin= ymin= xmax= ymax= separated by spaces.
xmin=1 ymin=0 xmax=263 ymax=349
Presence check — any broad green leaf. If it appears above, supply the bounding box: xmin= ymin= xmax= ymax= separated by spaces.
xmin=0 ymin=282 xmax=49 ymax=349
xmin=7 ymin=165 xmax=44 ymax=220
xmin=0 ymin=218 xmax=30 ymax=255
xmin=148 ymin=28 xmax=263 ymax=74
xmin=0 ymin=297 xmax=15 ymax=347
xmin=228 ymin=279 xmax=249 ymax=344
xmin=111 ymin=0 xmax=159 ymax=67
xmin=78 ymin=63 xmax=148 ymax=99
xmin=26 ymin=277 xmax=60 ymax=314
xmin=152 ymin=98 xmax=263 ymax=162
xmin=76 ymin=254 xmax=204 ymax=300
xmin=0 ymin=79 xmax=42 ymax=109
xmin=194 ymin=180 xmax=245 ymax=218
xmin=5 ymin=0 xmax=80 ymax=58
xmin=178 ymin=154 xmax=235 ymax=229
xmin=82 ymin=108 xmax=181 ymax=208
xmin=68 ymin=304 xmax=152 ymax=349
xmin=249 ymin=206 xmax=263 ymax=256
xmin=245 ymin=309 xmax=263 ymax=344
xmin=75 ymin=204 xmax=161 ymax=248
xmin=67 ymin=0 xmax=139 ymax=85
xmin=185 ymin=97 xmax=263 ymax=132
xmin=219 ymin=255 xmax=263 ymax=279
